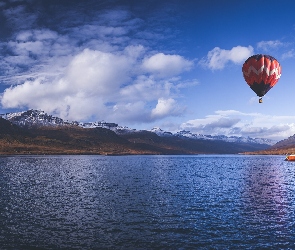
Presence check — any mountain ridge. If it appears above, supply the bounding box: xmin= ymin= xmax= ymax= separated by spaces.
xmin=1 ymin=109 xmax=275 ymax=146
xmin=244 ymin=134 xmax=295 ymax=155
xmin=0 ymin=109 xmax=274 ymax=155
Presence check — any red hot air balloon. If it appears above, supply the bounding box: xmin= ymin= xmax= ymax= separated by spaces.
xmin=242 ymin=54 xmax=281 ymax=103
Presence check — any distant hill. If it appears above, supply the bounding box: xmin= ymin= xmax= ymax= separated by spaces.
xmin=0 ymin=115 xmax=271 ymax=155
xmin=244 ymin=134 xmax=295 ymax=155
xmin=120 ymin=130 xmax=270 ymax=154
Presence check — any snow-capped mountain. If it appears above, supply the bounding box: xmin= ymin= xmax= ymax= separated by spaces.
xmin=1 ymin=110 xmax=65 ymax=127
xmin=0 ymin=109 xmax=275 ymax=145
xmin=0 ymin=109 xmax=119 ymax=129
xmin=150 ymin=127 xmax=274 ymax=145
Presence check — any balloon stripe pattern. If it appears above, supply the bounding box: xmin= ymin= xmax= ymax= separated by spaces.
xmin=242 ymin=54 xmax=281 ymax=97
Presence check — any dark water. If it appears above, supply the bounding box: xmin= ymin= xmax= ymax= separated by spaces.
xmin=1 ymin=155 xmax=295 ymax=249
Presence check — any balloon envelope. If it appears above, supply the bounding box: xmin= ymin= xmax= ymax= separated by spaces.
xmin=242 ymin=54 xmax=281 ymax=97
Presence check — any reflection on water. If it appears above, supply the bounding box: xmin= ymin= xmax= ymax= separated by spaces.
xmin=0 ymin=155 xmax=295 ymax=249
xmin=240 ymin=156 xmax=295 ymax=248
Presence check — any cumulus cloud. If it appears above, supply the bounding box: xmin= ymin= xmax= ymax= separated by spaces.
xmin=1 ymin=49 xmax=131 ymax=120
xmin=151 ymin=98 xmax=185 ymax=119
xmin=200 ymin=46 xmax=254 ymax=70
xmin=0 ymin=5 xmax=152 ymax=85
xmin=181 ymin=110 xmax=295 ymax=141
xmin=0 ymin=2 xmax=196 ymax=125
xmin=0 ymin=1 xmax=198 ymax=124
xmin=1 ymin=47 xmax=193 ymax=123
xmin=64 ymin=49 xmax=133 ymax=95
xmin=120 ymin=75 xmax=170 ymax=102
xmin=142 ymin=53 xmax=193 ymax=78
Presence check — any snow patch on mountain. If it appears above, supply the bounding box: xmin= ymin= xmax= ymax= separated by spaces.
xmin=150 ymin=127 xmax=274 ymax=145
xmin=1 ymin=110 xmax=65 ymax=127
xmin=0 ymin=110 xmax=275 ymax=145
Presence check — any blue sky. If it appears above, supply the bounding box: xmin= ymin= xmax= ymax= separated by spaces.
xmin=0 ymin=0 xmax=295 ymax=141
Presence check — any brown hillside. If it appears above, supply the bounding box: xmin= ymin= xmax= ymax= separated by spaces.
xmin=0 ymin=117 xmax=271 ymax=155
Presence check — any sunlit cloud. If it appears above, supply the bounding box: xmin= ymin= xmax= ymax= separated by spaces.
xmin=151 ymin=98 xmax=185 ymax=119
xmin=0 ymin=2 xmax=196 ymax=124
xmin=142 ymin=53 xmax=193 ymax=78
xmin=1 ymin=47 xmax=193 ymax=123
xmin=200 ymin=45 xmax=254 ymax=70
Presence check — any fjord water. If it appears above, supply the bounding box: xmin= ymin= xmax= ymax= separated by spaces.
xmin=1 ymin=155 xmax=295 ymax=249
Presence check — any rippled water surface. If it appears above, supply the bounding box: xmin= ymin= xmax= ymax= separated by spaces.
xmin=1 ymin=155 xmax=295 ymax=249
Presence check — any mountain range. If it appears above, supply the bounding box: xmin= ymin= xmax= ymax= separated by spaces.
xmin=0 ymin=109 xmax=293 ymax=155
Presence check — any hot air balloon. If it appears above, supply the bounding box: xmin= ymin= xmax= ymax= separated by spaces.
xmin=242 ymin=54 xmax=281 ymax=103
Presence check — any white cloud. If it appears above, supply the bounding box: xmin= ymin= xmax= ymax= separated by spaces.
xmin=0 ymin=28 xmax=77 ymax=85
xmin=64 ymin=49 xmax=133 ymax=96
xmin=120 ymin=76 xmax=166 ymax=102
xmin=0 ymin=6 xmax=145 ymax=84
xmin=257 ymin=40 xmax=284 ymax=51
xmin=151 ymin=98 xmax=185 ymax=119
xmin=200 ymin=46 xmax=254 ymax=70
xmin=0 ymin=3 xmax=197 ymax=125
xmin=1 ymin=47 xmax=191 ymax=123
xmin=1 ymin=48 xmax=133 ymax=120
xmin=10 ymin=40 xmax=45 ymax=55
xmin=0 ymin=3 xmax=178 ymax=85
xmin=181 ymin=110 xmax=295 ymax=141
xmin=15 ymin=29 xmax=59 ymax=42
xmin=142 ymin=53 xmax=193 ymax=78
xmin=8 ymin=29 xmax=71 ymax=59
